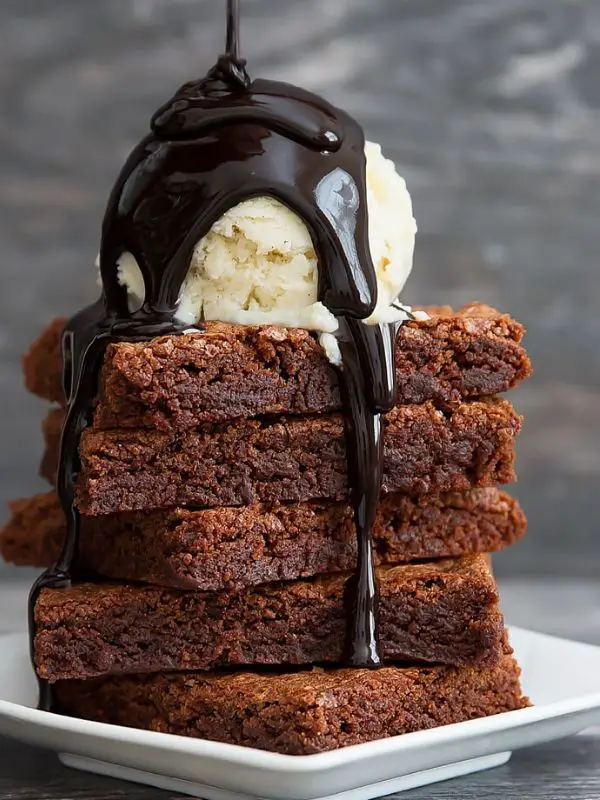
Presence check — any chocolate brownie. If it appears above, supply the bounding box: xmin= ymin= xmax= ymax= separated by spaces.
xmin=23 ymin=304 xmax=531 ymax=428
xmin=0 ymin=493 xmax=66 ymax=568
xmin=23 ymin=317 xmax=64 ymax=405
xmin=53 ymin=654 xmax=528 ymax=754
xmin=40 ymin=407 xmax=62 ymax=486
xmin=2 ymin=488 xmax=526 ymax=587
xmin=40 ymin=398 xmax=521 ymax=515
xmin=34 ymin=555 xmax=504 ymax=681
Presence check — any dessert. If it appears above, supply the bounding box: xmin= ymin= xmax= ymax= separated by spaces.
xmin=4 ymin=0 xmax=531 ymax=753
xmin=34 ymin=555 xmax=505 ymax=681
xmin=1 ymin=488 xmax=526 ymax=583
xmin=53 ymin=654 xmax=528 ymax=755
xmin=39 ymin=398 xmax=521 ymax=514
xmin=23 ymin=303 xmax=531 ymax=427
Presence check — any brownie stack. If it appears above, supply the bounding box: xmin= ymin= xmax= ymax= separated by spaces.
xmin=2 ymin=302 xmax=532 ymax=754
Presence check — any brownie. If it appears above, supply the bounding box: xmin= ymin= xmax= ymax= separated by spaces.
xmin=40 ymin=407 xmax=62 ymax=486
xmin=34 ymin=555 xmax=504 ymax=681
xmin=53 ymin=654 xmax=528 ymax=754
xmin=1 ymin=488 xmax=526 ymax=587
xmin=0 ymin=493 xmax=66 ymax=568
xmin=40 ymin=398 xmax=521 ymax=515
xmin=23 ymin=317 xmax=64 ymax=405
xmin=23 ymin=304 xmax=531 ymax=428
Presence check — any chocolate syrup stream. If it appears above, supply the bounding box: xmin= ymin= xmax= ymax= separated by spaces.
xmin=29 ymin=0 xmax=399 ymax=709
xmin=226 ymin=0 xmax=241 ymax=61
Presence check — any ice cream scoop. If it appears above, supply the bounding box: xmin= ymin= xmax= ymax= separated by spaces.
xmin=108 ymin=141 xmax=417 ymax=364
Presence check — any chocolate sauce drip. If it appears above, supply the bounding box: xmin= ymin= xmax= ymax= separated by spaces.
xmin=29 ymin=0 xmax=399 ymax=709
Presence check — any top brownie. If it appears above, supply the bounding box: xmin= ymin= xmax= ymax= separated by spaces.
xmin=23 ymin=303 xmax=531 ymax=431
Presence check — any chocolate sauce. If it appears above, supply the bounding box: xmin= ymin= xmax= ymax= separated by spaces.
xmin=29 ymin=0 xmax=400 ymax=708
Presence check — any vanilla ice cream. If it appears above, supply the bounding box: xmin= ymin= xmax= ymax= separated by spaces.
xmin=99 ymin=141 xmax=419 ymax=364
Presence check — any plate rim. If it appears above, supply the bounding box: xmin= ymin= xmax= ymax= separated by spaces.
xmin=1 ymin=626 xmax=600 ymax=774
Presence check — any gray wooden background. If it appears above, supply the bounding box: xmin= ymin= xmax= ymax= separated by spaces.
xmin=1 ymin=0 xmax=598 ymax=579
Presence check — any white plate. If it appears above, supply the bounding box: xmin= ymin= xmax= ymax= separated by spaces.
xmin=0 ymin=626 xmax=599 ymax=800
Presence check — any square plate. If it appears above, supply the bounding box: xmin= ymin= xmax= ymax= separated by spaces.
xmin=0 ymin=627 xmax=599 ymax=800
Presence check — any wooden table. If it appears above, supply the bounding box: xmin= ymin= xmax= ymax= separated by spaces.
xmin=1 ymin=734 xmax=599 ymax=800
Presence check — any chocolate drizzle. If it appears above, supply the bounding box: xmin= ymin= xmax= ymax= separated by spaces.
xmin=29 ymin=0 xmax=400 ymax=708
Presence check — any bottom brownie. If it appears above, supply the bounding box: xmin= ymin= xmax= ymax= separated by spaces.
xmin=53 ymin=654 xmax=529 ymax=754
